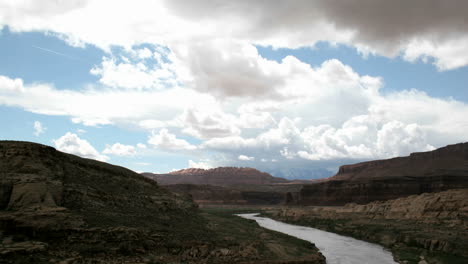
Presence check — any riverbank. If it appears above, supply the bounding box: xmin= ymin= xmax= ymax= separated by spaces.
xmin=239 ymin=213 xmax=397 ymax=264
xmin=200 ymin=208 xmax=326 ymax=263
xmin=262 ymin=189 xmax=468 ymax=264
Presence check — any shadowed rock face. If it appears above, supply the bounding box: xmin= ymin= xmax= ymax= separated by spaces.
xmin=295 ymin=143 xmax=468 ymax=205
xmin=143 ymin=167 xmax=289 ymax=186
xmin=0 ymin=141 xmax=197 ymax=229
xmin=0 ymin=141 xmax=202 ymax=262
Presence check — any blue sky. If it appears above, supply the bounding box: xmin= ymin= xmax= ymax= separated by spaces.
xmin=1 ymin=1 xmax=467 ymax=178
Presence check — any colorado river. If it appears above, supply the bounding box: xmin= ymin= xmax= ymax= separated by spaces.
xmin=237 ymin=213 xmax=397 ymax=264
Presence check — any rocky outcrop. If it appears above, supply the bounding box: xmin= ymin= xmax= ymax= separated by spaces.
xmin=143 ymin=167 xmax=290 ymax=186
xmin=296 ymin=143 xmax=468 ymax=205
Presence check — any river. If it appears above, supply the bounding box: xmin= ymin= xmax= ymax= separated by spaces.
xmin=237 ymin=213 xmax=397 ymax=264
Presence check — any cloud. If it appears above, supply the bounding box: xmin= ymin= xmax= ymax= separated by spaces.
xmin=0 ymin=75 xmax=24 ymax=93
xmin=171 ymin=39 xmax=286 ymax=98
xmin=238 ymin=155 xmax=254 ymax=161
xmin=33 ymin=121 xmax=45 ymax=136
xmin=166 ymin=0 xmax=468 ymax=70
xmin=2 ymin=48 xmax=467 ymax=169
xmin=1 ymin=0 xmax=467 ymax=179
xmin=136 ymin=143 xmax=147 ymax=149
xmin=180 ymin=107 xmax=240 ymax=139
xmin=53 ymin=132 xmax=109 ymax=162
xmin=90 ymin=47 xmax=176 ymax=90
xmin=203 ymin=97 xmax=465 ymax=165
xmin=237 ymin=104 xmax=276 ymax=129
xmin=171 ymin=40 xmax=381 ymax=101
xmin=1 ymin=0 xmax=467 ymax=70
xmin=0 ymin=74 xmax=217 ymax=127
xmin=188 ymin=159 xmax=213 ymax=169
xmin=296 ymin=117 xmax=435 ymax=161
xmin=102 ymin=143 xmax=137 ymax=156
xmin=148 ymin=128 xmax=196 ymax=151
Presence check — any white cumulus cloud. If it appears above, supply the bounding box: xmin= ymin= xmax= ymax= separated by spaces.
xmin=136 ymin=143 xmax=147 ymax=149
xmin=188 ymin=159 xmax=213 ymax=169
xmin=238 ymin=155 xmax=255 ymax=161
xmin=0 ymin=74 xmax=217 ymax=127
xmin=148 ymin=128 xmax=196 ymax=151
xmin=33 ymin=121 xmax=45 ymax=136
xmin=53 ymin=132 xmax=109 ymax=162
xmin=103 ymin=143 xmax=137 ymax=156
xmin=90 ymin=47 xmax=176 ymax=90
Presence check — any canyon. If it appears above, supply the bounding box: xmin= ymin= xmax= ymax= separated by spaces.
xmin=0 ymin=141 xmax=325 ymax=263
xmin=1 ymin=140 xmax=467 ymax=263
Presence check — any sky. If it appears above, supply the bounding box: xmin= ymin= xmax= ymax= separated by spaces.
xmin=1 ymin=0 xmax=467 ymax=179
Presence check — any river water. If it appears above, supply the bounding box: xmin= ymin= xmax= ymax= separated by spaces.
xmin=237 ymin=213 xmax=397 ymax=264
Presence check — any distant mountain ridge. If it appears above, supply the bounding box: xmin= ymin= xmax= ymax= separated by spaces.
xmin=143 ymin=166 xmax=291 ymax=186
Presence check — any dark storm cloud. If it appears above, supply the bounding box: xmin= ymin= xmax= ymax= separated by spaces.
xmin=316 ymin=0 xmax=468 ymax=54
xmin=166 ymin=0 xmax=468 ymax=56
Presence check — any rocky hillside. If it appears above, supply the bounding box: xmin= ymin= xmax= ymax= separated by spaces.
xmin=0 ymin=141 xmax=325 ymax=263
xmin=271 ymin=189 xmax=468 ymax=264
xmin=0 ymin=141 xmax=197 ymax=228
xmin=0 ymin=141 xmax=201 ymax=262
xmin=295 ymin=143 xmax=468 ymax=205
xmin=143 ymin=167 xmax=290 ymax=186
